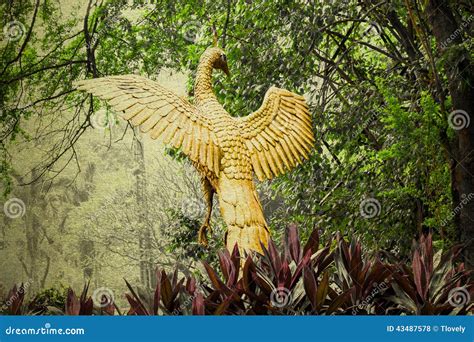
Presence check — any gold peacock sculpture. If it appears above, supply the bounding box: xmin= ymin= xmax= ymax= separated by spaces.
xmin=74 ymin=45 xmax=314 ymax=255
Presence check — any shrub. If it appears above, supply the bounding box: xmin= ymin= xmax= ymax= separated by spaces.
xmin=2 ymin=225 xmax=473 ymax=315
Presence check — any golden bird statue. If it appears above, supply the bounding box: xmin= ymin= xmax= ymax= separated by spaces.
xmin=74 ymin=44 xmax=314 ymax=255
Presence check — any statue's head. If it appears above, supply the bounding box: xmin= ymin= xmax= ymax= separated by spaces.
xmin=201 ymin=46 xmax=230 ymax=77
xmin=198 ymin=25 xmax=230 ymax=76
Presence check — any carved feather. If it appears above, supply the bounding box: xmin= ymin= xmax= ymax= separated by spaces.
xmin=238 ymin=87 xmax=315 ymax=180
xmin=74 ymin=75 xmax=221 ymax=177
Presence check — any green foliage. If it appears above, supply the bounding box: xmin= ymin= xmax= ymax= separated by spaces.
xmin=166 ymin=207 xmax=225 ymax=276
xmin=167 ymin=208 xmax=209 ymax=259
xmin=1 ymin=0 xmax=473 ymax=304
xmin=30 ymin=285 xmax=68 ymax=314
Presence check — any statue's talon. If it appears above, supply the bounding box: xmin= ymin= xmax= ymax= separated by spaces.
xmin=198 ymin=223 xmax=211 ymax=247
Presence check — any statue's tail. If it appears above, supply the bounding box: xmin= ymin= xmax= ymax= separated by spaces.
xmin=226 ymin=221 xmax=270 ymax=255
xmin=220 ymin=183 xmax=270 ymax=255
xmin=217 ymin=175 xmax=270 ymax=255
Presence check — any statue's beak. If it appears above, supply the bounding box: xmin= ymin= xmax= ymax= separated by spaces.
xmin=222 ymin=63 xmax=230 ymax=77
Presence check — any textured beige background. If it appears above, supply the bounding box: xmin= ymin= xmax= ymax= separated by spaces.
xmin=1 ymin=0 xmax=194 ymax=307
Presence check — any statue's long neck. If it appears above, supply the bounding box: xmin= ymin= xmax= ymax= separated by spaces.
xmin=194 ymin=55 xmax=217 ymax=106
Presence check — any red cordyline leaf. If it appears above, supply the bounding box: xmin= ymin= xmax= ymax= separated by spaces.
xmin=153 ymin=277 xmax=161 ymax=315
xmin=241 ymin=256 xmax=256 ymax=293
xmin=79 ymin=283 xmax=90 ymax=304
xmin=124 ymin=279 xmax=149 ymax=315
xmin=314 ymin=245 xmax=333 ymax=277
xmin=289 ymin=248 xmax=312 ymax=289
xmin=391 ymin=266 xmax=418 ymax=301
xmin=5 ymin=285 xmax=17 ymax=313
xmin=316 ymin=272 xmax=330 ymax=311
xmin=214 ymin=294 xmax=235 ymax=315
xmin=243 ymin=256 xmax=273 ymax=300
xmin=287 ymin=224 xmax=301 ymax=263
xmin=422 ymin=234 xmax=434 ymax=277
xmin=362 ymin=260 xmax=390 ymax=298
xmin=303 ymin=228 xmax=320 ymax=256
xmin=230 ymin=244 xmax=240 ymax=271
xmin=303 ymin=266 xmax=317 ymax=310
xmin=267 ymin=239 xmax=282 ymax=276
xmin=80 ymin=297 xmax=93 ymax=315
xmin=202 ymin=261 xmax=235 ymax=298
xmin=77 ymin=283 xmax=93 ymax=315
xmin=171 ymin=278 xmax=185 ymax=311
xmin=337 ymin=238 xmax=355 ymax=288
xmin=125 ymin=294 xmax=148 ymax=315
xmin=338 ymin=237 xmax=351 ymax=272
xmin=413 ymin=250 xmax=427 ymax=300
xmin=203 ymin=261 xmax=225 ymax=291
xmin=186 ymin=277 xmax=197 ymax=295
xmin=171 ymin=269 xmax=179 ymax=288
xmin=192 ymin=292 xmax=205 ymax=315
xmin=326 ymin=288 xmax=353 ymax=315
xmin=228 ymin=265 xmax=238 ymax=287
xmin=65 ymin=288 xmax=80 ymax=315
xmin=218 ymin=249 xmax=233 ymax=284
xmin=425 ymin=233 xmax=434 ymax=278
xmin=160 ymin=271 xmax=173 ymax=310
xmin=419 ymin=234 xmax=430 ymax=256
xmin=277 ymin=259 xmax=291 ymax=289
xmin=350 ymin=239 xmax=362 ymax=271
xmin=7 ymin=284 xmax=25 ymax=315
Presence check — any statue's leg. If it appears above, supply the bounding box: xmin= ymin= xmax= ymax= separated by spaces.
xmin=198 ymin=176 xmax=214 ymax=247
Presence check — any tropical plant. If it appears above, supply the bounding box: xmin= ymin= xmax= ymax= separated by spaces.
xmin=333 ymin=234 xmax=392 ymax=315
xmin=125 ymin=269 xmax=200 ymax=315
xmin=386 ymin=233 xmax=473 ymax=315
xmin=3 ymin=226 xmax=473 ymax=316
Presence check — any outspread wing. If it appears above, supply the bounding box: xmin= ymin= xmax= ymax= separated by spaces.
xmin=237 ymin=87 xmax=314 ymax=181
xmin=74 ymin=75 xmax=220 ymax=175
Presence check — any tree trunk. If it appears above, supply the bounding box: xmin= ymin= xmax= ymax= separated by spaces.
xmin=23 ymin=169 xmax=42 ymax=291
xmin=133 ymin=131 xmax=154 ymax=288
xmin=426 ymin=0 xmax=474 ymax=267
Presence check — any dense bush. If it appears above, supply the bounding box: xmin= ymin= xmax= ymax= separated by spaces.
xmin=1 ymin=226 xmax=472 ymax=315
